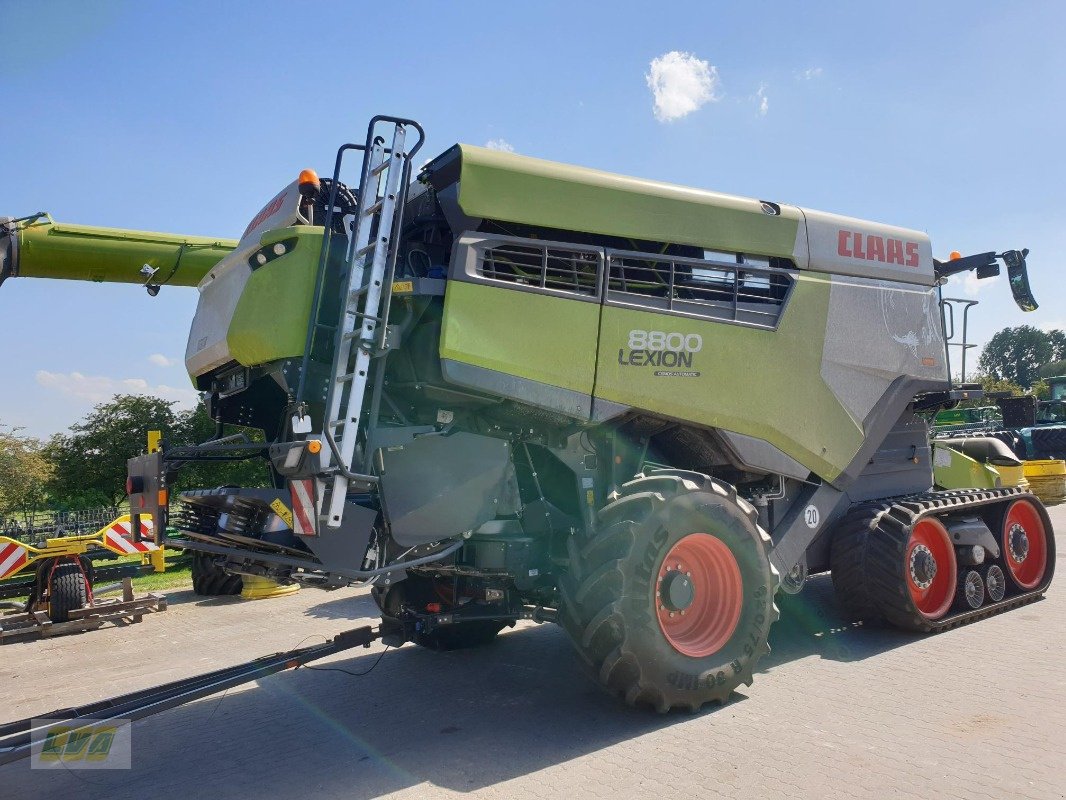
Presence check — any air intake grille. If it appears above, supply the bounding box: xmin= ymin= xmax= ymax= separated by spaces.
xmin=478 ymin=242 xmax=600 ymax=296
xmin=606 ymin=251 xmax=793 ymax=328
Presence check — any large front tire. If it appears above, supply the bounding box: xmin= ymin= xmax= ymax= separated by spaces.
xmin=191 ymin=552 xmax=243 ymax=596
xmin=560 ymin=472 xmax=778 ymax=712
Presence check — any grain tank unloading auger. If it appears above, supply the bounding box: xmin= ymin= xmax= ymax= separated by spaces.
xmin=5 ymin=115 xmax=1054 ymax=711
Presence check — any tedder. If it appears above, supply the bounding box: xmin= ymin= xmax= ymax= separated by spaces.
xmin=1 ymin=116 xmax=1054 ymax=711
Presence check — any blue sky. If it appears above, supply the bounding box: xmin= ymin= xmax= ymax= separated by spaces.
xmin=2 ymin=0 xmax=1064 ymax=437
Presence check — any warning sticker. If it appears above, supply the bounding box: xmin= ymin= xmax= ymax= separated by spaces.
xmin=392 ymin=280 xmax=414 ymax=294
xmin=270 ymin=498 xmax=294 ymax=529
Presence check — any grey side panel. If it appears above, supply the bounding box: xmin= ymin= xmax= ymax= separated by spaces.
xmin=441 ymin=358 xmax=592 ymax=419
xmin=378 ymin=432 xmax=520 ymax=547
xmin=846 ymin=411 xmax=933 ymax=502
xmin=768 ymin=482 xmax=849 ymax=578
xmin=301 ymin=503 xmax=377 ymax=575
xmin=718 ymin=430 xmax=810 ymax=481
xmin=591 ymin=397 xmax=630 ymax=423
xmin=770 ymin=388 xmax=942 ymax=575
xmin=821 ymin=274 xmax=948 ymax=425
xmin=837 ymin=375 xmax=944 ymax=488
xmin=186 ymin=258 xmax=252 ymax=377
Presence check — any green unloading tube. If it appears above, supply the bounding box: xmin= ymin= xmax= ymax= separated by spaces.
xmin=0 ymin=214 xmax=237 ymax=289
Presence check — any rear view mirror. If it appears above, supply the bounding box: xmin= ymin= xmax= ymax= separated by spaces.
xmin=1002 ymin=248 xmax=1038 ymax=312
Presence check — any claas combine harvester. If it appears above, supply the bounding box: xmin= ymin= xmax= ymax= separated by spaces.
xmin=1 ymin=116 xmax=1054 ymax=711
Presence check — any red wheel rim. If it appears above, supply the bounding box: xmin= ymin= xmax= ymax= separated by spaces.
xmin=1002 ymin=499 xmax=1048 ymax=590
xmin=906 ymin=518 xmax=956 ymax=620
xmin=656 ymin=533 xmax=743 ymax=658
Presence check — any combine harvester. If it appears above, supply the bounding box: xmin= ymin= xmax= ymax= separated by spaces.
xmin=0 ymin=116 xmax=1054 ymax=720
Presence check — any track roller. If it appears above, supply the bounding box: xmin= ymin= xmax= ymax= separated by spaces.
xmin=957 ymin=569 xmax=985 ymax=610
xmin=983 ymin=563 xmax=1006 ymax=602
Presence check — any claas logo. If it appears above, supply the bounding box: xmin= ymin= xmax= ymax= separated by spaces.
xmin=39 ymin=723 xmax=118 ymax=762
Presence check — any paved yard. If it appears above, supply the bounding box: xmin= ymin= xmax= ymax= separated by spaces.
xmin=3 ymin=506 xmax=1064 ymax=800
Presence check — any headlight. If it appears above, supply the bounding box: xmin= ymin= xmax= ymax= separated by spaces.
xmin=248 ymin=237 xmax=297 ymax=270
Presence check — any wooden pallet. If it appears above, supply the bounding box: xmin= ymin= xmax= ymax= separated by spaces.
xmin=0 ymin=578 xmax=167 ymax=642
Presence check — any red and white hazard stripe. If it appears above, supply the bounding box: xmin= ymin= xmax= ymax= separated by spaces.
xmin=290 ymin=479 xmax=317 ymax=536
xmin=110 ymin=517 xmax=154 ymax=540
xmin=0 ymin=541 xmax=29 ymax=579
xmin=103 ymin=517 xmax=159 ymax=554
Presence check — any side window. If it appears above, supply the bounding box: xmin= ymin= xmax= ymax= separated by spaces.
xmin=453 ymin=233 xmax=603 ymax=301
xmin=605 ymin=249 xmax=795 ymax=329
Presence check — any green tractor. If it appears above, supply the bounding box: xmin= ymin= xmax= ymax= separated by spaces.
xmin=1 ymin=116 xmax=1054 ymax=711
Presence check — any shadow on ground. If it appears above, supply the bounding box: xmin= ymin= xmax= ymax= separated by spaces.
xmin=763 ymin=573 xmax=921 ymax=668
xmin=1 ymin=573 xmax=925 ymax=799
xmin=302 ymin=591 xmax=379 ymax=620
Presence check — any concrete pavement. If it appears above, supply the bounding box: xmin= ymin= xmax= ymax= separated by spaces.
xmin=3 ymin=506 xmax=1064 ymax=799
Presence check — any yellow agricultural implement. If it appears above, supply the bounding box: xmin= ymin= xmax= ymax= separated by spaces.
xmin=0 ymin=515 xmax=168 ymax=640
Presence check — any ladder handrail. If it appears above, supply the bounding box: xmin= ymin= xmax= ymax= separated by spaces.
xmin=295 ymin=116 xmax=425 ymax=406
xmin=291 ymin=117 xmax=425 ymax=530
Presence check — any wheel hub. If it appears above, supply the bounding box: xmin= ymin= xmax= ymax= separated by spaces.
xmin=660 ymin=569 xmax=695 ymax=612
xmin=655 ymin=533 xmax=744 ymax=658
xmin=909 ymin=543 xmax=938 ymax=589
xmin=1008 ymin=524 xmax=1029 ymax=563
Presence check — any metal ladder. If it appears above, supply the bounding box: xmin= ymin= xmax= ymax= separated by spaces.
xmin=298 ymin=117 xmax=425 ymax=530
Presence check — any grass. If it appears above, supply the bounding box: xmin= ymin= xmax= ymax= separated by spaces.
xmin=93 ymin=552 xmax=194 ymax=594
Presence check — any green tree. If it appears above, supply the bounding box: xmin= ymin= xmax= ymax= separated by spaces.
xmin=46 ymin=395 xmax=180 ymax=509
xmin=170 ymin=403 xmax=271 ymax=492
xmin=1047 ymin=329 xmax=1066 ymax=361
xmin=981 ymin=375 xmax=1022 ymax=395
xmin=0 ymin=426 xmax=54 ymax=526
xmin=955 ymin=375 xmax=1023 ymax=409
xmin=1039 ymin=359 xmax=1066 ymax=379
xmin=44 ymin=394 xmax=272 ymax=511
xmin=977 ymin=325 xmax=1056 ymax=388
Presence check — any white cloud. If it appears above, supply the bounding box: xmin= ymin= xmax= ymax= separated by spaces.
xmin=35 ymin=370 xmax=199 ymax=407
xmin=797 ymin=66 xmax=824 ymax=80
xmin=485 ymin=138 xmax=515 ymax=153
xmin=645 ymin=51 xmax=720 ymax=122
xmin=945 ymin=269 xmax=1001 ymax=299
xmin=755 ymin=83 xmax=769 ymax=116
xmin=148 ymin=353 xmax=176 ymax=367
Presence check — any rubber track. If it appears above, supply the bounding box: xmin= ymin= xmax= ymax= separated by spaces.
xmin=832 ymin=486 xmax=1054 ymax=633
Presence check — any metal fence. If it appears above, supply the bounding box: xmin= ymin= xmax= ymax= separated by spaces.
xmin=0 ymin=507 xmax=124 ymax=543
